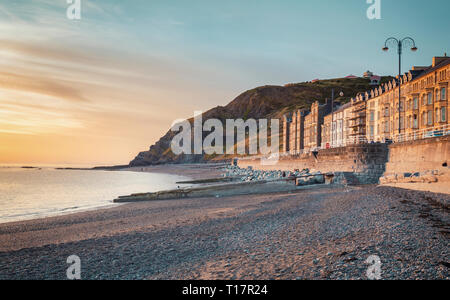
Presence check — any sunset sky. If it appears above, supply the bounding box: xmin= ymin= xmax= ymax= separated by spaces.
xmin=0 ymin=0 xmax=449 ymax=166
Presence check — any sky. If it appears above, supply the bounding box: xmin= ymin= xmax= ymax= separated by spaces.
xmin=0 ymin=0 xmax=449 ymax=166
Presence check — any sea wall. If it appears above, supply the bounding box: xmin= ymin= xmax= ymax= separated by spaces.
xmin=237 ymin=143 xmax=389 ymax=184
xmin=237 ymin=136 xmax=450 ymax=185
xmin=379 ymin=136 xmax=450 ymax=192
xmin=385 ymin=136 xmax=449 ymax=174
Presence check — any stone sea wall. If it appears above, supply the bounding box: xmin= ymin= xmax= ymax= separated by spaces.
xmin=237 ymin=136 xmax=450 ymax=185
xmin=385 ymin=135 xmax=449 ymax=174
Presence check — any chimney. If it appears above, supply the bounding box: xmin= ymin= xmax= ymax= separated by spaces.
xmin=432 ymin=56 xmax=448 ymax=67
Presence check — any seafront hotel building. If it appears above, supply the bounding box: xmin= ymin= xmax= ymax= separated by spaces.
xmin=283 ymin=55 xmax=450 ymax=153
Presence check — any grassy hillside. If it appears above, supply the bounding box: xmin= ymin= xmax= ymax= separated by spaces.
xmin=129 ymin=76 xmax=393 ymax=166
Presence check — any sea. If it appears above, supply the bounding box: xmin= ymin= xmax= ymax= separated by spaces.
xmin=0 ymin=167 xmax=189 ymax=224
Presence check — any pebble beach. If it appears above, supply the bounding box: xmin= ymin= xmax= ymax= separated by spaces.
xmin=0 ymin=164 xmax=448 ymax=280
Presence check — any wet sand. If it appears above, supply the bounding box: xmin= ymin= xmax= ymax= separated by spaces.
xmin=0 ymin=169 xmax=448 ymax=279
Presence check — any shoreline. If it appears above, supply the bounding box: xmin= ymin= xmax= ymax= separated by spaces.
xmin=0 ymin=164 xmax=222 ymax=225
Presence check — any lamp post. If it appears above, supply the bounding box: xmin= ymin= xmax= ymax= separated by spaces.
xmin=382 ymin=37 xmax=418 ymax=137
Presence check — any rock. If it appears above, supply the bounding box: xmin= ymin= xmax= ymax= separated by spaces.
xmin=314 ymin=174 xmax=325 ymax=184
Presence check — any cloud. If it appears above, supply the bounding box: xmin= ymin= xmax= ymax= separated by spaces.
xmin=0 ymin=71 xmax=88 ymax=102
xmin=0 ymin=1 xmax=245 ymax=164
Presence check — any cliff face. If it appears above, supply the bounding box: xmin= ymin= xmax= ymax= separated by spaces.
xmin=129 ymin=77 xmax=392 ymax=166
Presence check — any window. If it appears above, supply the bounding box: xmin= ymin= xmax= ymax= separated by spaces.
xmin=442 ymin=88 xmax=446 ymax=100
xmin=370 ymin=126 xmax=374 ymax=136
xmin=370 ymin=111 xmax=375 ymax=122
xmin=428 ymin=93 xmax=433 ymax=105
xmin=400 ymin=116 xmax=404 ymax=130
xmin=413 ymin=97 xmax=418 ymax=109
xmin=413 ymin=115 xmax=418 ymax=129
xmin=427 ymin=111 xmax=433 ymax=125
xmin=422 ymin=95 xmax=427 ymax=106
xmin=422 ymin=112 xmax=427 ymax=126
xmin=442 ymin=107 xmax=447 ymax=122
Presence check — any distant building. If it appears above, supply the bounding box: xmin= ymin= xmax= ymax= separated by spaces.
xmin=363 ymin=70 xmax=374 ymax=78
xmin=349 ymin=93 xmax=368 ymax=143
xmin=366 ymin=56 xmax=449 ymax=143
xmin=321 ymin=102 xmax=352 ymax=148
xmin=288 ymin=110 xmax=306 ymax=154
xmin=303 ymin=100 xmax=334 ymax=152
xmin=345 ymin=75 xmax=358 ymax=79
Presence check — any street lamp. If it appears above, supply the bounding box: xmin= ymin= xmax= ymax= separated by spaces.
xmin=382 ymin=37 xmax=418 ymax=137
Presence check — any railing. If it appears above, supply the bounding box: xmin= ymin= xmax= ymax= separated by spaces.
xmin=392 ymin=124 xmax=450 ymax=143
xmin=346 ymin=135 xmax=368 ymax=145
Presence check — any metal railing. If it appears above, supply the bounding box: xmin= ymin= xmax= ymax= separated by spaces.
xmin=392 ymin=124 xmax=450 ymax=143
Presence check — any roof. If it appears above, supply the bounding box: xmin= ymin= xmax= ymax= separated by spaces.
xmin=413 ymin=57 xmax=450 ymax=81
xmin=336 ymin=102 xmax=352 ymax=112
xmin=323 ymin=102 xmax=352 ymax=118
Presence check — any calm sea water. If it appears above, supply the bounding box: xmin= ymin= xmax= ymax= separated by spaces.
xmin=0 ymin=168 xmax=189 ymax=224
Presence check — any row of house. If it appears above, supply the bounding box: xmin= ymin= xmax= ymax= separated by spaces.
xmin=283 ymin=55 xmax=450 ymax=154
